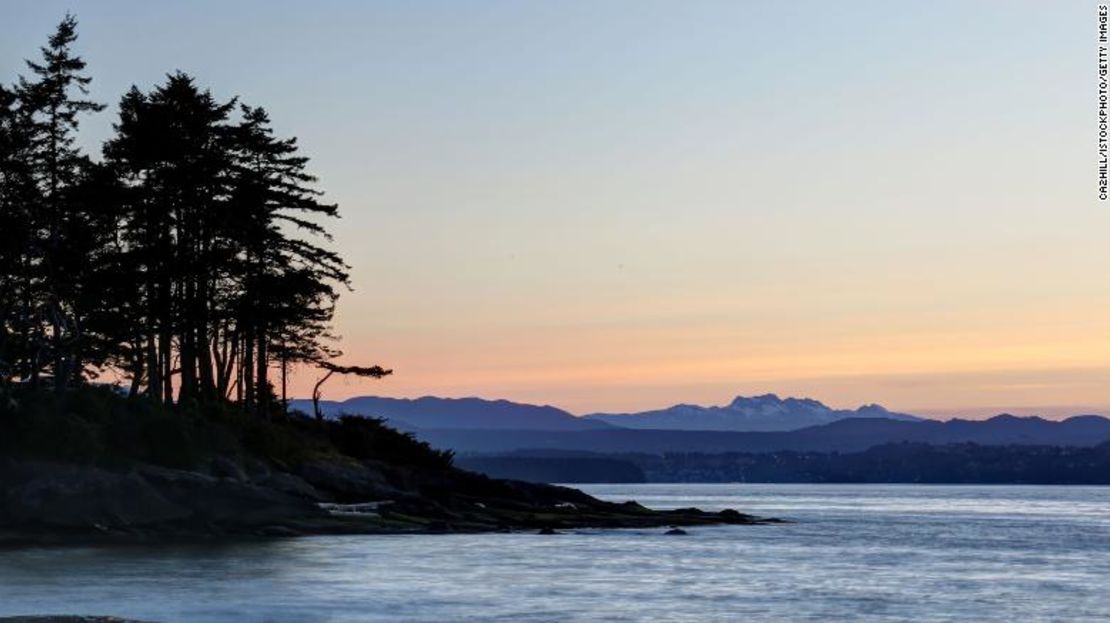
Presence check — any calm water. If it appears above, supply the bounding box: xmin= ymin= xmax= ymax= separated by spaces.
xmin=2 ymin=484 xmax=1109 ymax=622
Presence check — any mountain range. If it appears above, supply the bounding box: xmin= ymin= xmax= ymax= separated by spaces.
xmin=290 ymin=393 xmax=917 ymax=433
xmin=289 ymin=395 xmax=610 ymax=431
xmin=288 ymin=393 xmax=1110 ymax=456
xmin=584 ymin=393 xmax=921 ymax=431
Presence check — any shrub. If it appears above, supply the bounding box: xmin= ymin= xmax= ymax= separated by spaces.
xmin=0 ymin=385 xmax=456 ymax=472
xmin=328 ymin=415 xmax=454 ymax=469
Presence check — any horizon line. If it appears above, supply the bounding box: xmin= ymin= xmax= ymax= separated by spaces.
xmin=287 ymin=392 xmax=1110 ymax=421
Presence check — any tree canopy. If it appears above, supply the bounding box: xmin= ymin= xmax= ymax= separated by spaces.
xmin=0 ymin=15 xmax=389 ymax=416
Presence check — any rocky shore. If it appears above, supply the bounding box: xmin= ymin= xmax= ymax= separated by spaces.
xmin=0 ymin=618 xmax=155 ymax=623
xmin=0 ymin=456 xmax=776 ymax=544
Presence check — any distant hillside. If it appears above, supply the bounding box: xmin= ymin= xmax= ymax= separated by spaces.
xmin=287 ymin=396 xmax=612 ymax=431
xmin=456 ymin=455 xmax=646 ymax=484
xmin=459 ymin=442 xmax=1110 ymax=485
xmin=585 ymin=393 xmax=921 ymax=431
xmin=625 ymin=441 xmax=1110 ymax=483
xmin=290 ymin=393 xmax=921 ymax=434
xmin=287 ymin=395 xmax=1110 ymax=457
xmin=412 ymin=414 xmax=1110 ymax=455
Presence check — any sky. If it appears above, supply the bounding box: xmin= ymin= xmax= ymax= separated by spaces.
xmin=1 ymin=1 xmax=1105 ymax=418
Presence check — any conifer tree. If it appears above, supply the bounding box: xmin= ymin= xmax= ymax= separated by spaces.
xmin=0 ymin=84 xmax=34 ymax=383
xmin=3 ymin=17 xmax=390 ymax=413
xmin=103 ymin=74 xmax=237 ymax=404
xmin=227 ymin=105 xmax=352 ymax=415
xmin=13 ymin=14 xmax=104 ymax=390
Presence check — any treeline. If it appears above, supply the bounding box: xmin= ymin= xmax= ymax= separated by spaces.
xmin=628 ymin=443 xmax=1110 ymax=484
xmin=461 ymin=443 xmax=1110 ymax=484
xmin=0 ymin=16 xmax=384 ymax=414
xmin=455 ymin=455 xmax=647 ymax=484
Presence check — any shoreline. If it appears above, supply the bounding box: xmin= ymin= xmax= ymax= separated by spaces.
xmin=0 ymin=458 xmax=778 ymax=548
xmin=0 ymin=510 xmax=781 ymax=549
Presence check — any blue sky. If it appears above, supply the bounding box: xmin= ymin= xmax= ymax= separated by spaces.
xmin=2 ymin=1 xmax=1103 ymax=417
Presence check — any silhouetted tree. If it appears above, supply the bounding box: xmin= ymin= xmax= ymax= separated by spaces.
xmin=0 ymin=83 xmax=34 ymax=383
xmin=102 ymin=74 xmax=237 ymax=404
xmin=312 ymin=361 xmax=392 ymax=421
xmin=226 ymin=105 xmax=352 ymax=416
xmin=2 ymin=16 xmax=390 ymax=416
xmin=14 ymin=13 xmax=105 ymax=391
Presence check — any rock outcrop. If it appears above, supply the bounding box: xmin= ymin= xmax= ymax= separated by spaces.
xmin=0 ymin=456 xmax=774 ymax=543
xmin=0 ymin=460 xmax=319 ymax=538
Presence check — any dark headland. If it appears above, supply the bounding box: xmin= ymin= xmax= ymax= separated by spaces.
xmin=0 ymin=387 xmax=774 ymax=545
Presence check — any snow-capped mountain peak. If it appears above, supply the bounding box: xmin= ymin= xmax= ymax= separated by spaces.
xmin=585 ymin=395 xmax=920 ymax=432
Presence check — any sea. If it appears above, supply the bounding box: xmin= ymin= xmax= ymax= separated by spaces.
xmin=1 ymin=484 xmax=1108 ymax=622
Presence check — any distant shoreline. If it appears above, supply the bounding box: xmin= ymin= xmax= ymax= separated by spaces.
xmin=458 ymin=442 xmax=1110 ymax=486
